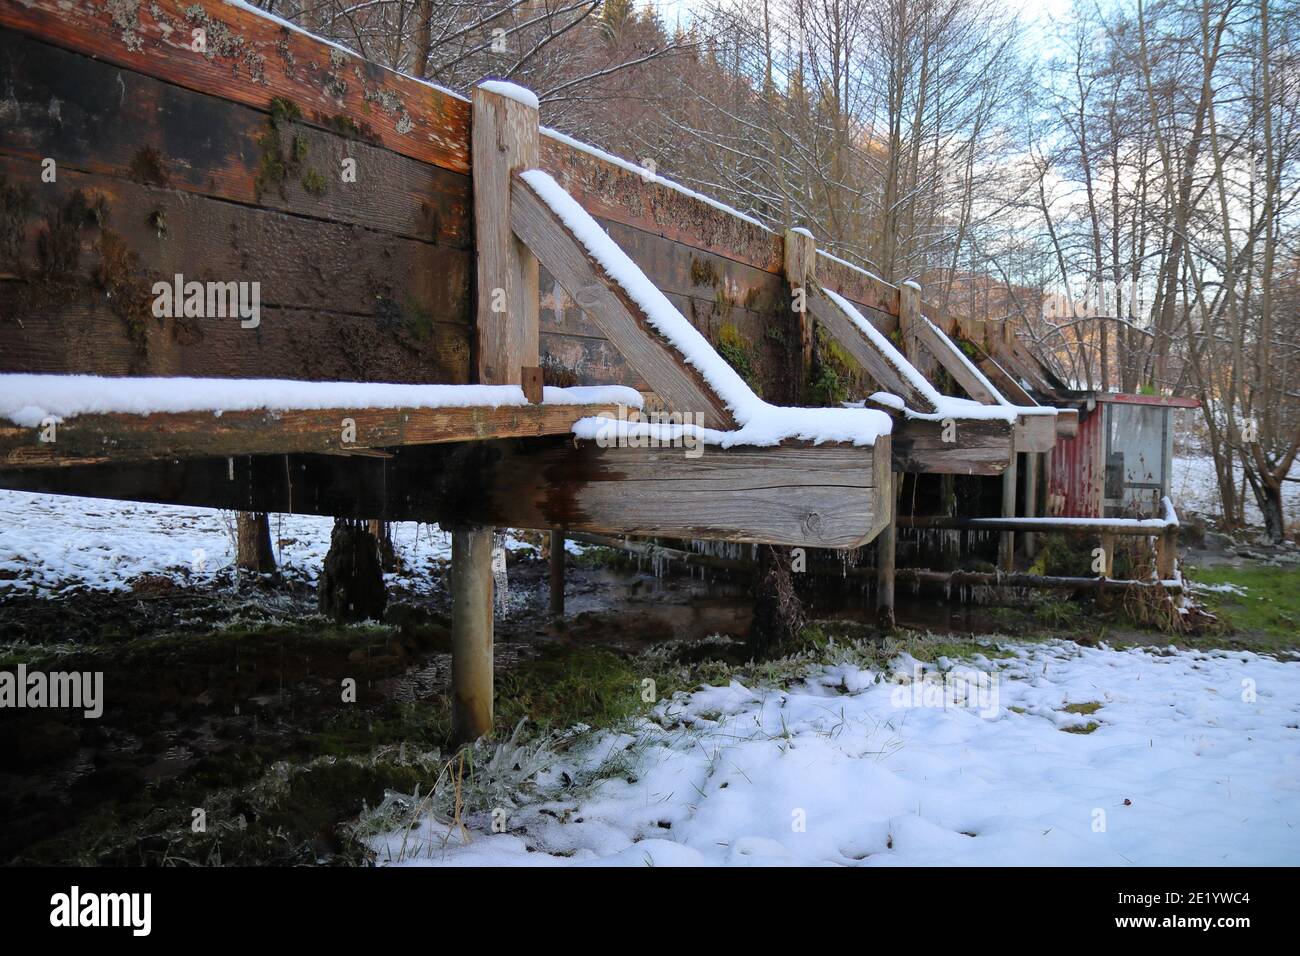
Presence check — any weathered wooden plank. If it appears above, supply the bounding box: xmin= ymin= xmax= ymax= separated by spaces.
xmin=806 ymin=285 xmax=935 ymax=412
xmin=0 ymin=31 xmax=469 ymax=246
xmin=0 ymin=155 xmax=469 ymax=322
xmin=481 ymin=439 xmax=888 ymax=547
xmin=0 ymin=403 xmax=617 ymax=468
xmin=1054 ymin=408 xmax=1080 ymax=438
xmin=539 ymin=331 xmax=645 ymax=389
xmin=0 ymin=436 xmax=891 ymax=547
xmin=511 ymin=174 xmax=737 ymax=429
xmin=817 ymin=252 xmax=900 ymax=317
xmin=0 ymin=284 xmax=470 ymax=383
xmin=473 ymin=84 xmax=539 ymax=386
xmin=890 ymin=418 xmax=1013 ymax=475
xmin=1013 ymin=413 xmax=1058 ymax=453
xmin=0 ymin=0 xmax=472 ymax=173
xmin=540 ymin=133 xmax=782 ymax=276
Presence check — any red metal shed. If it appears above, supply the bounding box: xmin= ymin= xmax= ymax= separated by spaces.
xmin=1048 ymin=393 xmax=1200 ymax=518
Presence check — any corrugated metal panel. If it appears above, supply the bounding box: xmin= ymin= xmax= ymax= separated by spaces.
xmin=1049 ymin=405 xmax=1103 ymax=517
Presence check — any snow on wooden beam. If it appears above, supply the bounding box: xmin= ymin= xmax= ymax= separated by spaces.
xmin=511 ymin=173 xmax=739 ymax=429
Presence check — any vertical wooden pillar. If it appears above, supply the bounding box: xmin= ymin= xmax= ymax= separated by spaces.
xmin=999 ymin=453 xmax=1018 ymax=572
xmin=451 ymin=525 xmax=495 ymax=743
xmin=1023 ymin=451 xmax=1040 ymax=558
xmin=1156 ymin=526 xmax=1177 ymax=581
xmin=1099 ymin=532 xmax=1116 ymax=578
xmin=877 ymin=473 xmax=899 ymax=629
xmin=783 ymin=228 xmax=817 ymax=398
xmin=898 ymin=280 xmax=937 ymax=381
xmin=549 ymin=529 xmax=565 ymax=620
xmin=454 ymin=82 xmax=540 ymax=743
xmin=472 ymin=82 xmax=540 ymax=386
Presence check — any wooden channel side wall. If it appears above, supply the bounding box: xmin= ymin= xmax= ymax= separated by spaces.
xmin=0 ymin=0 xmax=904 ymax=404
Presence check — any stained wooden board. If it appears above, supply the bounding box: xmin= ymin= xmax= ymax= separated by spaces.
xmin=540 ymin=135 xmax=782 ymax=276
xmin=0 ymin=31 xmax=469 ymax=246
xmin=1054 ymin=408 xmax=1079 ymax=438
xmin=484 ymin=437 xmax=890 ymax=548
xmin=0 ymin=404 xmax=618 ymax=468
xmin=511 ymin=173 xmax=737 ymax=429
xmin=891 ymin=418 xmax=1013 ymax=475
xmin=0 ymin=285 xmax=471 ymax=383
xmin=0 ymin=155 xmax=470 ymax=322
xmin=0 ymin=434 xmax=894 ymax=548
xmin=807 ymin=285 xmax=935 ymax=412
xmin=0 ymin=0 xmax=472 ymax=173
xmin=1013 ymin=413 xmax=1059 ymax=453
xmin=540 ymin=332 xmax=646 ymax=390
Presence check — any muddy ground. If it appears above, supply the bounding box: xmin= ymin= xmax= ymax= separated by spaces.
xmin=1 ymin=533 xmax=1294 ymax=866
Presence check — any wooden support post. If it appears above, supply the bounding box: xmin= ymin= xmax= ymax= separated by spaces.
xmin=472 ymin=82 xmax=540 ymax=386
xmin=1023 ymin=451 xmax=1040 ymax=559
xmin=1100 ymin=532 xmax=1116 ymax=577
xmin=897 ymin=280 xmax=938 ymax=381
xmin=877 ymin=473 xmax=899 ymax=628
xmin=454 ymin=81 xmax=538 ymax=744
xmin=783 ymin=228 xmax=817 ymax=398
xmin=451 ymin=525 xmax=495 ymax=743
xmin=1156 ymin=527 xmax=1177 ymax=581
xmin=549 ymin=529 xmax=565 ymax=620
xmin=999 ymin=453 xmax=1018 ymax=572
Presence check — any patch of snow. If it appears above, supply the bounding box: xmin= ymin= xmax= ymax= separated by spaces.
xmin=0 ymin=375 xmax=636 ymax=427
xmin=477 ymin=80 xmax=539 ymax=110
xmin=1173 ymin=454 xmax=1300 ymax=529
xmin=374 ymin=639 xmax=1300 ymax=867
xmin=520 ymin=170 xmax=890 ymax=447
xmin=0 ymin=490 xmax=550 ymax=597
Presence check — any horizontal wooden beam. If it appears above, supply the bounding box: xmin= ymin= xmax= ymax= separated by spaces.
xmin=1013 ymin=413 xmax=1058 ymax=453
xmin=0 ymin=434 xmax=893 ymax=548
xmin=891 ymin=418 xmax=1012 ymax=475
xmin=0 ymin=404 xmax=618 ymax=468
xmin=511 ymin=173 xmax=738 ymax=429
xmin=1054 ymin=408 xmax=1080 ymax=438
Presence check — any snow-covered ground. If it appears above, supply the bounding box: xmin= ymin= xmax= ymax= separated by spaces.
xmin=0 ymin=489 xmax=550 ymax=595
xmin=373 ymin=640 xmax=1300 ymax=866
xmin=1173 ymin=454 xmax=1300 ymax=529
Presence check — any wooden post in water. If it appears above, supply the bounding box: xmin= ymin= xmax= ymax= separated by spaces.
xmin=877 ymin=473 xmax=899 ymax=628
xmin=450 ymin=526 xmax=495 ymax=743
xmin=452 ymin=82 xmax=541 ymax=743
xmin=549 ymin=529 xmax=565 ymax=620
xmin=999 ymin=453 xmax=1017 ymax=572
